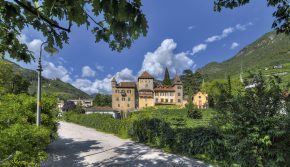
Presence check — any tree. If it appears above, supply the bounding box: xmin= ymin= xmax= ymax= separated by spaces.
xmin=163 ymin=67 xmax=172 ymax=86
xmin=213 ymin=73 xmax=290 ymax=166
xmin=62 ymin=101 xmax=76 ymax=112
xmin=214 ymin=0 xmax=290 ymax=34
xmin=0 ymin=61 xmax=30 ymax=94
xmin=7 ymin=73 xmax=30 ymax=94
xmin=93 ymin=93 xmax=112 ymax=106
xmin=187 ymin=88 xmax=202 ymax=119
xmin=180 ymin=69 xmax=203 ymax=95
xmin=0 ymin=0 xmax=148 ymax=62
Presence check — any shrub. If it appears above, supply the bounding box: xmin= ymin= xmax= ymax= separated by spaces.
xmin=0 ymin=94 xmax=58 ymax=166
xmin=187 ymin=109 xmax=202 ymax=119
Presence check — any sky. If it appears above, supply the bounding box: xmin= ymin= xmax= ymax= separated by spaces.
xmin=12 ymin=0 xmax=276 ymax=95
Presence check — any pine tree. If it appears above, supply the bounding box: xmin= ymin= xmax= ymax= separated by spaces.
xmin=163 ymin=68 xmax=172 ymax=86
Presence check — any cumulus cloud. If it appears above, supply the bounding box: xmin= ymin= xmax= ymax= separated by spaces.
xmin=18 ymin=34 xmax=42 ymax=54
xmin=139 ymin=39 xmax=195 ymax=79
xmin=42 ymin=62 xmax=72 ymax=82
xmin=96 ymin=65 xmax=104 ymax=72
xmin=82 ymin=66 xmax=96 ymax=77
xmin=72 ymin=68 xmax=136 ymax=94
xmin=230 ymin=42 xmax=239 ymax=49
xmin=191 ymin=43 xmax=207 ymax=55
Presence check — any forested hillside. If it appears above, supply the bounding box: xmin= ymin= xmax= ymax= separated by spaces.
xmin=4 ymin=60 xmax=91 ymax=100
xmin=197 ymin=31 xmax=290 ymax=80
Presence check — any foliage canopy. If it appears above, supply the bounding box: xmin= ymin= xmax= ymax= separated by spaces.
xmin=0 ymin=0 xmax=148 ymax=62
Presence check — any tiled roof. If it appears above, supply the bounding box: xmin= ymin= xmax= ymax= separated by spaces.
xmin=154 ymin=85 xmax=175 ymax=92
xmin=139 ymin=89 xmax=154 ymax=92
xmin=117 ymin=82 xmax=136 ymax=88
xmin=138 ymin=71 xmax=154 ymax=79
xmin=111 ymin=77 xmax=117 ymax=82
xmin=173 ymin=75 xmax=182 ymax=85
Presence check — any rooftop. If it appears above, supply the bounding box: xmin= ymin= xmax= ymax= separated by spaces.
xmin=138 ymin=71 xmax=154 ymax=79
xmin=117 ymin=82 xmax=136 ymax=88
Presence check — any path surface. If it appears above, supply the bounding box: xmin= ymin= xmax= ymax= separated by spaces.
xmin=43 ymin=121 xmax=207 ymax=167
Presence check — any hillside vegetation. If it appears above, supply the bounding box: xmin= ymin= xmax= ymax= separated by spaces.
xmin=198 ymin=31 xmax=290 ymax=80
xmin=5 ymin=60 xmax=91 ymax=100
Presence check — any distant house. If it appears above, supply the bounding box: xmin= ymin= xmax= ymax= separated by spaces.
xmin=85 ymin=107 xmax=120 ymax=118
xmin=69 ymin=98 xmax=93 ymax=107
xmin=193 ymin=92 xmax=209 ymax=109
xmin=183 ymin=92 xmax=209 ymax=109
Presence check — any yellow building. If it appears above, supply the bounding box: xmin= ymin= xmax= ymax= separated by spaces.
xmin=193 ymin=91 xmax=208 ymax=109
xmin=111 ymin=71 xmax=183 ymax=112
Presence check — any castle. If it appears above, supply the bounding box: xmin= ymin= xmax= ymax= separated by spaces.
xmin=111 ymin=71 xmax=183 ymax=112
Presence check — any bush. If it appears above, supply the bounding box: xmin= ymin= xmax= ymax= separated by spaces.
xmin=0 ymin=94 xmax=58 ymax=166
xmin=187 ymin=109 xmax=202 ymax=119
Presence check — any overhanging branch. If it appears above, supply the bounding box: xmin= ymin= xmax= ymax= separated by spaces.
xmin=14 ymin=0 xmax=71 ymax=32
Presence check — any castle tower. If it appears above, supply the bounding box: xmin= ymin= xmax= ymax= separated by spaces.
xmin=111 ymin=77 xmax=117 ymax=88
xmin=173 ymin=74 xmax=183 ymax=105
xmin=138 ymin=71 xmax=154 ymax=109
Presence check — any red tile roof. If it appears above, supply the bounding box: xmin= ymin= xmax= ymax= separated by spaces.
xmin=138 ymin=71 xmax=154 ymax=79
xmin=154 ymin=85 xmax=175 ymax=92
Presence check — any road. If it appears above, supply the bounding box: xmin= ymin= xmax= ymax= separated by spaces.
xmin=43 ymin=121 xmax=208 ymax=167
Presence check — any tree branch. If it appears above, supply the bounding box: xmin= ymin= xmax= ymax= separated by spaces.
xmin=14 ymin=0 xmax=71 ymax=32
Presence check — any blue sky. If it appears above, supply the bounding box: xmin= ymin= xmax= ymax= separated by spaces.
xmin=14 ymin=0 xmax=276 ymax=94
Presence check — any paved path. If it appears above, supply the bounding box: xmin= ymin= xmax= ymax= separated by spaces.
xmin=43 ymin=121 xmax=207 ymax=167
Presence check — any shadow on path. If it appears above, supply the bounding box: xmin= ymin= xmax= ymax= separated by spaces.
xmin=43 ymin=138 xmax=103 ymax=167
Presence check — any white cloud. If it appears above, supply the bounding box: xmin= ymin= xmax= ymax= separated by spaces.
xmin=205 ymin=22 xmax=253 ymax=43
xmin=18 ymin=34 xmax=42 ymax=54
xmin=82 ymin=66 xmax=96 ymax=77
xmin=205 ymin=27 xmax=234 ymax=43
xmin=191 ymin=43 xmax=207 ymax=55
xmin=72 ymin=68 xmax=136 ymax=94
xmin=96 ymin=65 xmax=104 ymax=72
xmin=42 ymin=62 xmax=72 ymax=82
xmin=230 ymin=42 xmax=239 ymax=49
xmin=188 ymin=25 xmax=195 ymax=30
xmin=139 ymin=39 xmax=195 ymax=79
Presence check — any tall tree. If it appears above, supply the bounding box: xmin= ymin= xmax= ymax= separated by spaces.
xmin=180 ymin=69 xmax=203 ymax=95
xmin=93 ymin=93 xmax=112 ymax=106
xmin=163 ymin=67 xmax=172 ymax=86
xmin=214 ymin=0 xmax=289 ymax=34
xmin=0 ymin=0 xmax=148 ymax=62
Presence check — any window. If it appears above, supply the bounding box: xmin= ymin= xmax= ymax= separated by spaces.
xmin=199 ymin=96 xmax=201 ymax=99
xmin=155 ymin=93 xmax=159 ymax=96
xmin=165 ymin=99 xmax=168 ymax=103
xmin=178 ymin=99 xmax=181 ymax=103
xmin=145 ymin=104 xmax=148 ymax=107
xmin=178 ymin=86 xmax=182 ymax=89
xmin=178 ymin=93 xmax=181 ymax=96
xmin=118 ymin=104 xmax=120 ymax=107
xmin=128 ymin=97 xmax=131 ymax=101
xmin=145 ymin=97 xmax=147 ymax=101
xmin=145 ymin=84 xmax=148 ymax=87
xmin=127 ymin=90 xmax=131 ymax=93
xmin=161 ymin=98 xmax=164 ymax=102
xmin=127 ymin=104 xmax=130 ymax=107
xmin=170 ymin=92 xmax=173 ymax=96
xmin=156 ymin=98 xmax=158 ymax=103
xmin=170 ymin=99 xmax=173 ymax=103
xmin=116 ymin=97 xmax=119 ymax=101
xmin=122 ymin=98 xmax=125 ymax=101
xmin=115 ymin=90 xmax=118 ymax=93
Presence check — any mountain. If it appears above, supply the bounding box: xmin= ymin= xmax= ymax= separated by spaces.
xmin=197 ymin=31 xmax=290 ymax=80
xmin=6 ymin=60 xmax=91 ymax=100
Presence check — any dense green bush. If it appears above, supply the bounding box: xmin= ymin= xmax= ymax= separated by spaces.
xmin=214 ymin=74 xmax=290 ymax=166
xmin=0 ymin=94 xmax=58 ymax=166
xmin=64 ymin=110 xmax=224 ymax=163
xmin=187 ymin=109 xmax=202 ymax=119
